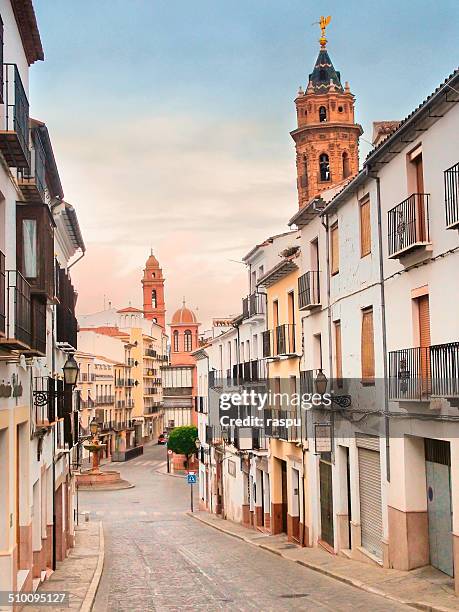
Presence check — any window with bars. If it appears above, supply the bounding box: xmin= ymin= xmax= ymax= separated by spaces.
xmin=360 ymin=197 xmax=371 ymax=257
xmin=361 ymin=307 xmax=375 ymax=382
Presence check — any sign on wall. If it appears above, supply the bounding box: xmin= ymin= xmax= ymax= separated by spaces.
xmin=314 ymin=423 xmax=332 ymax=454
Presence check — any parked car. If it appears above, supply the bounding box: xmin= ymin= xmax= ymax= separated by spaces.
xmin=158 ymin=432 xmax=168 ymax=445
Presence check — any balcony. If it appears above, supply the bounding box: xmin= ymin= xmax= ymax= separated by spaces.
xmin=17 ymin=127 xmax=46 ymax=202
xmin=81 ymin=398 xmax=95 ymax=409
xmin=144 ymin=402 xmax=161 ymax=415
xmin=263 ymin=324 xmax=296 ymax=358
xmin=445 ymin=162 xmax=459 ymax=229
xmin=56 ymin=269 xmax=77 ymax=349
xmin=265 ymin=408 xmax=301 ymax=442
xmin=389 ymin=342 xmax=459 ymax=401
xmin=115 ymin=378 xmax=125 ymax=387
xmin=388 ymin=193 xmax=430 ymax=258
xmin=242 ymin=292 xmax=265 ymax=320
xmin=95 ymin=395 xmax=115 ymax=406
xmin=145 ymin=348 xmax=157 ymax=358
xmin=30 ymin=296 xmax=46 ymax=356
xmin=125 ymin=378 xmax=135 ymax=387
xmin=116 ymin=400 xmax=126 ymax=409
xmin=298 ymin=271 xmax=320 ymax=310
xmin=0 ymin=64 xmax=30 ymax=168
xmin=0 ymin=270 xmax=31 ymax=351
xmin=232 ymin=360 xmax=267 ymax=385
xmin=233 ymin=426 xmax=267 ymax=451
xmin=0 ymin=251 xmax=5 ymax=336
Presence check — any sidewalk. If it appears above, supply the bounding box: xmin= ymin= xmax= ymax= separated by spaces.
xmin=26 ymin=520 xmax=104 ymax=612
xmin=190 ymin=511 xmax=459 ymax=612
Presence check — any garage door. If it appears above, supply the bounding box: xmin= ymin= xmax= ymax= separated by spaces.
xmin=358 ymin=447 xmax=383 ymax=560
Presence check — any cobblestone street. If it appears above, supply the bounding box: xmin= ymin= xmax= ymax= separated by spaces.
xmin=80 ymin=444 xmax=409 ymax=612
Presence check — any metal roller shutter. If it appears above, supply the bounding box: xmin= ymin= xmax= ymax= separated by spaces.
xmin=358 ymin=447 xmax=383 ymax=560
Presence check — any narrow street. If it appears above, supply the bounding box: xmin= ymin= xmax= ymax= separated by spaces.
xmin=81 ymin=444 xmax=409 ymax=612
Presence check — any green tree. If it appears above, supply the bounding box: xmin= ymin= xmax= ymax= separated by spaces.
xmin=167 ymin=426 xmax=198 ymax=468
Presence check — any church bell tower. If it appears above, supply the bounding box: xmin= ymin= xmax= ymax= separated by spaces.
xmin=142 ymin=250 xmax=166 ymax=330
xmin=291 ymin=16 xmax=362 ymax=208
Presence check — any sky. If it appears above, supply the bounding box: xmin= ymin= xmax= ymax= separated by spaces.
xmin=30 ymin=0 xmax=459 ymax=330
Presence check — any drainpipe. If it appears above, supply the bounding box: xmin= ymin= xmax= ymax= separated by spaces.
xmin=67 ymin=249 xmax=85 ymax=270
xmin=374 ymin=172 xmax=390 ymax=482
xmin=51 ymin=307 xmax=57 ymax=571
xmin=321 ymin=213 xmax=334 ymax=462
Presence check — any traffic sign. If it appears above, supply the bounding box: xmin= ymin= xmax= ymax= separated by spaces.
xmin=187 ymin=473 xmax=197 ymax=484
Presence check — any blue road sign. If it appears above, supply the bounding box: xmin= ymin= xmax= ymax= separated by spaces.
xmin=187 ymin=473 xmax=197 ymax=484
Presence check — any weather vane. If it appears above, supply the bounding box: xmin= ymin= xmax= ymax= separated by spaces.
xmin=313 ymin=15 xmax=331 ymax=48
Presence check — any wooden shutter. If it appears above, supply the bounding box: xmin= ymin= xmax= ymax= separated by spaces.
xmin=331 ymin=223 xmax=339 ymax=275
xmin=334 ymin=321 xmax=342 ymax=382
xmin=361 ymin=308 xmax=375 ymax=381
xmin=418 ymin=295 xmax=431 ymax=391
xmin=360 ymin=198 xmax=371 ymax=257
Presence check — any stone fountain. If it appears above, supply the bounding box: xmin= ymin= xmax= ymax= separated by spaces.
xmin=76 ymin=423 xmax=133 ymax=490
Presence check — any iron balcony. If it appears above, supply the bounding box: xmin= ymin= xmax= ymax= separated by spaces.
xmin=389 ymin=342 xmax=459 ymax=401
xmin=0 ymin=64 xmax=30 ymax=168
xmin=262 ymin=324 xmax=296 ymax=358
xmin=388 ymin=193 xmax=430 ymax=258
xmin=445 ymin=162 xmax=459 ymax=229
xmin=298 ymin=271 xmax=321 ymax=310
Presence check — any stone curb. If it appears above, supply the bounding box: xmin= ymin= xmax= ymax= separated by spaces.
xmin=188 ymin=513 xmax=456 ymax=612
xmin=154 ymin=462 xmax=188 ymax=479
xmin=80 ymin=522 xmax=105 ymax=612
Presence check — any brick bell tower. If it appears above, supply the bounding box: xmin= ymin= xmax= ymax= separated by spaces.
xmin=291 ymin=16 xmax=362 ymax=208
xmin=142 ymin=250 xmax=166 ymax=329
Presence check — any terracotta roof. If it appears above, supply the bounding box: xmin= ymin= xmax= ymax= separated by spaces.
xmin=79 ymin=326 xmax=129 ymax=339
xmin=117 ymin=306 xmax=142 ymax=313
xmin=11 ymin=0 xmax=44 ymax=65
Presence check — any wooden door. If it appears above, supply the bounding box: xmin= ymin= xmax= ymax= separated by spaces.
xmin=418 ymin=294 xmax=431 ymax=394
xmin=281 ymin=461 xmax=288 ymax=533
xmin=320 ymin=460 xmax=334 ymax=546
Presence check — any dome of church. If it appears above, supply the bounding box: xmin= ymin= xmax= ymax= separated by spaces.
xmin=171 ymin=302 xmax=198 ymax=325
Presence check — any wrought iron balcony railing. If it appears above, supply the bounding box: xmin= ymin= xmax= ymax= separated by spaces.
xmin=0 ymin=251 xmax=5 ymax=336
xmin=17 ymin=127 xmax=46 ymax=202
xmin=95 ymin=395 xmax=115 ymax=406
xmin=5 ymin=270 xmax=31 ymax=350
xmin=298 ymin=271 xmax=320 ymax=310
xmin=445 ymin=162 xmax=459 ymax=229
xmin=263 ymin=324 xmax=296 ymax=358
xmin=388 ymin=193 xmax=430 ymax=258
xmin=242 ymin=292 xmax=266 ymax=320
xmin=31 ymin=296 xmax=46 ymax=356
xmin=389 ymin=342 xmax=459 ymax=400
xmin=0 ymin=64 xmax=30 ymax=168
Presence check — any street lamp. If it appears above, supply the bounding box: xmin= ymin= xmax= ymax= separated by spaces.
xmin=314 ymin=369 xmax=352 ymax=408
xmin=315 ymin=369 xmax=328 ymax=395
xmin=63 ymin=353 xmax=80 ymax=387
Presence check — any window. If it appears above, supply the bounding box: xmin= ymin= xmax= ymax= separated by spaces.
xmin=334 ymin=321 xmax=342 ymax=385
xmin=184 ymin=330 xmax=192 ymax=352
xmin=319 ymin=106 xmax=327 ymax=122
xmin=360 ymin=198 xmax=371 ymax=257
xmin=151 ymin=290 xmax=157 ymax=308
xmin=342 ymin=152 xmax=350 ymax=178
xmin=361 ymin=308 xmax=375 ymax=382
xmin=22 ymin=219 xmax=37 ymax=277
xmin=173 ymin=330 xmax=179 ymax=352
xmin=330 ymin=223 xmax=339 ymax=275
xmin=319 ymin=153 xmax=330 ymax=181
